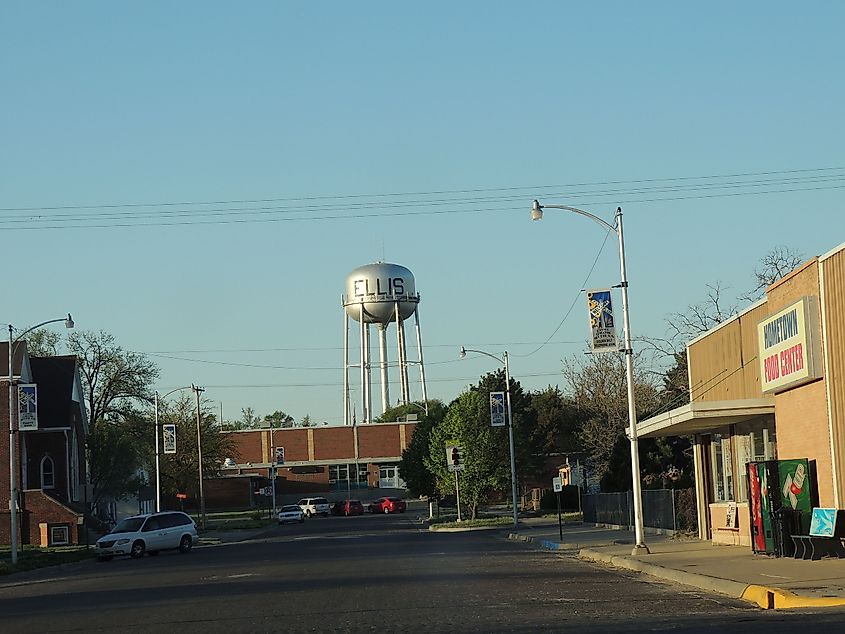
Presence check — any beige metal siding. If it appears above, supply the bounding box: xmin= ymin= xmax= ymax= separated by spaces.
xmin=689 ymin=303 xmax=768 ymax=402
xmin=822 ymin=250 xmax=845 ymax=501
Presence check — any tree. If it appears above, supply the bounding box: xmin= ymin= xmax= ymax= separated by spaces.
xmin=22 ymin=329 xmax=61 ymax=357
xmin=240 ymin=407 xmax=262 ymax=429
xmin=390 ymin=401 xmax=447 ymax=498
xmin=427 ymin=390 xmax=512 ymax=519
xmin=527 ymin=386 xmax=583 ymax=458
xmin=300 ymin=415 xmax=314 ymax=428
xmin=741 ymin=245 xmax=804 ymax=302
xmin=468 ymin=368 xmax=537 ymax=500
xmin=157 ymin=395 xmax=238 ymax=501
xmin=66 ymin=330 xmax=159 ymax=426
xmin=264 ymin=410 xmax=295 ymax=428
xmin=87 ymin=416 xmax=145 ymax=511
xmin=562 ymin=352 xmax=660 ymax=489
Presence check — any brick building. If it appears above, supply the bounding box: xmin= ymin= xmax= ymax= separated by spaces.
xmin=638 ymin=241 xmax=845 ymax=545
xmin=1 ymin=343 xmax=89 ymax=547
xmin=202 ymin=419 xmax=417 ymax=509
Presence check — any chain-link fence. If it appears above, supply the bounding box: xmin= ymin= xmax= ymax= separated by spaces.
xmin=582 ymin=488 xmax=697 ymax=533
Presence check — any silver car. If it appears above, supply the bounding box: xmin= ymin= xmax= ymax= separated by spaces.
xmin=95 ymin=511 xmax=198 ymax=561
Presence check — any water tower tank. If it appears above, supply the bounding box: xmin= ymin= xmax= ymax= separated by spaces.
xmin=343 ymin=262 xmax=418 ymax=324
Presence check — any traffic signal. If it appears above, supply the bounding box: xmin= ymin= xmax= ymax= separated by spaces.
xmin=446 ymin=444 xmax=464 ymax=471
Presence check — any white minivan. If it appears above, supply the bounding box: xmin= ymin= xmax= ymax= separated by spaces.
xmin=95 ymin=511 xmax=198 ymax=561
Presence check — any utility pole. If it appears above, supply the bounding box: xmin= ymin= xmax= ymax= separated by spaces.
xmin=193 ymin=384 xmax=207 ymax=529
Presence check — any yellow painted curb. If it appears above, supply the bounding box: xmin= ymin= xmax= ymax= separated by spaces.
xmin=742 ymin=584 xmax=845 ymax=610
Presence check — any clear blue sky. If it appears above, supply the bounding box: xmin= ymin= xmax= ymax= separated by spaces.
xmin=3 ymin=2 xmax=844 ymax=425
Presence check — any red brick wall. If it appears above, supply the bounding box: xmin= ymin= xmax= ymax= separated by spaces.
xmin=359 ymin=425 xmax=401 ymax=458
xmin=19 ymin=490 xmax=82 ymax=545
xmin=276 ymin=429 xmax=309 ymax=462
xmin=313 ymin=427 xmax=354 ymax=460
xmin=0 ymin=385 xmax=18 ymax=511
xmin=222 ymin=423 xmax=415 ymax=465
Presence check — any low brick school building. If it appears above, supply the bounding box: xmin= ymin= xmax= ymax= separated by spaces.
xmin=203 ymin=419 xmax=417 ymax=509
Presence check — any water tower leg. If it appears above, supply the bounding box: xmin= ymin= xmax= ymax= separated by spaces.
xmin=364 ymin=322 xmax=372 ymax=423
xmin=359 ymin=303 xmax=367 ymax=424
xmin=378 ymin=324 xmax=389 ymax=417
xmin=344 ymin=310 xmax=349 ymax=426
xmin=399 ymin=319 xmax=410 ymax=402
xmin=394 ymin=302 xmax=405 ymax=405
xmin=414 ymin=307 xmax=428 ymax=407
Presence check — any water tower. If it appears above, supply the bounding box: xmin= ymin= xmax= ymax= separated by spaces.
xmin=342 ymin=262 xmax=428 ymax=424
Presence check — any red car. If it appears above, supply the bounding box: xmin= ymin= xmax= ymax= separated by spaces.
xmin=368 ymin=497 xmax=406 ymax=514
xmin=331 ymin=499 xmax=365 ymax=516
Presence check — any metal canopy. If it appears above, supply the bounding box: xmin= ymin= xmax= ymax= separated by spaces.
xmin=638 ymin=398 xmax=775 ymax=439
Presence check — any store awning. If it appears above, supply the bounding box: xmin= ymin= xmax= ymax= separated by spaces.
xmin=637 ymin=398 xmax=775 ymax=439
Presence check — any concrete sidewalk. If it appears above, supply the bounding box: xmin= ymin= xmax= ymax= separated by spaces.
xmin=509 ymin=519 xmax=845 ymax=610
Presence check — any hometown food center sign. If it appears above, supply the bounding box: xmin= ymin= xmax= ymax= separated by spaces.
xmin=757 ymin=297 xmax=822 ymax=394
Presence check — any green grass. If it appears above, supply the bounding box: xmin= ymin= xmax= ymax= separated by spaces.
xmin=197 ymin=509 xmax=277 ymax=533
xmin=429 ymin=515 xmax=516 ymax=529
xmin=0 ymin=545 xmax=95 ymax=576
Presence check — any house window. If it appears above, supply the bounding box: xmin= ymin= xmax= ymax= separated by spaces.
xmin=49 ymin=524 xmax=70 ymax=546
xmin=41 ymin=455 xmax=56 ymax=490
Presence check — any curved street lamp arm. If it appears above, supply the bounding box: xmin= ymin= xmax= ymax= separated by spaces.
xmin=532 ymin=201 xmax=618 ymax=234
xmin=157 ymin=385 xmax=196 ymax=401
xmin=10 ymin=314 xmax=74 ymax=345
xmin=459 ymin=346 xmax=505 ymax=365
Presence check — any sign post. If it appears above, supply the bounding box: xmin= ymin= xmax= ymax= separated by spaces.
xmin=446 ymin=442 xmax=464 ymax=522
xmin=553 ymin=476 xmax=563 ymax=541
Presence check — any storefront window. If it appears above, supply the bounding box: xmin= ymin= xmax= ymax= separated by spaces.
xmin=711 ymin=434 xmax=734 ymax=502
xmin=734 ymin=418 xmax=777 ymax=502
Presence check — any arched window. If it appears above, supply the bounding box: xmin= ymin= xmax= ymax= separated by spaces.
xmin=41 ymin=455 xmax=55 ymax=490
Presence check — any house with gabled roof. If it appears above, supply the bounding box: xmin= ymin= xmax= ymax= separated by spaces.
xmin=1 ymin=342 xmax=90 ymax=547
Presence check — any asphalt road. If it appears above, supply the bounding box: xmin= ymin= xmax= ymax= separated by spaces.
xmin=3 ymin=513 xmax=845 ymax=633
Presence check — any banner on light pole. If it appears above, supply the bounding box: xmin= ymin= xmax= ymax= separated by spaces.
xmin=18 ymin=384 xmax=38 ymax=431
xmin=587 ymin=288 xmax=618 ymax=353
xmin=163 ymin=424 xmax=176 ymax=454
xmin=490 ymin=391 xmax=506 ymax=427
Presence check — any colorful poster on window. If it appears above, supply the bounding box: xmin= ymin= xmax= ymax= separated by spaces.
xmin=18 ymin=384 xmax=38 ymax=431
xmin=586 ymin=289 xmax=618 ymax=353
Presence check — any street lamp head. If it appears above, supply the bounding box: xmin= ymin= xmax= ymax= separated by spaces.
xmin=65 ymin=314 xmax=74 ymax=329
xmin=459 ymin=346 xmax=467 ymax=359
xmin=531 ymin=200 xmax=543 ymax=221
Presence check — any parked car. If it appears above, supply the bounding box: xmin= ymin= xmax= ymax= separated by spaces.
xmin=369 ymin=497 xmax=407 ymax=514
xmin=331 ymin=499 xmax=365 ymax=516
xmin=298 ymin=497 xmax=331 ymax=517
xmin=278 ymin=504 xmax=305 ymax=524
xmin=95 ymin=511 xmax=198 ymax=561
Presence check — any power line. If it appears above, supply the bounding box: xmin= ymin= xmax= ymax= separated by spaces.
xmin=3 ymin=165 xmax=841 ymax=212
xmin=1 ymin=167 xmax=842 ymax=230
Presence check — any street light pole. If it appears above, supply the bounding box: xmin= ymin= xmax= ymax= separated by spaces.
xmin=153 ymin=385 xmax=194 ymax=513
xmin=7 ymin=314 xmax=74 ymax=565
xmin=154 ymin=391 xmax=161 ymax=512
xmin=531 ymin=200 xmax=648 ymax=554
xmin=459 ymin=347 xmax=519 ymax=528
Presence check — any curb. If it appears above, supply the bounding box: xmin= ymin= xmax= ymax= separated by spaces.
xmin=430 ymin=524 xmax=507 ymax=533
xmin=579 ymin=547 xmax=845 ymax=610
xmin=508 ymin=532 xmax=845 ymax=610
